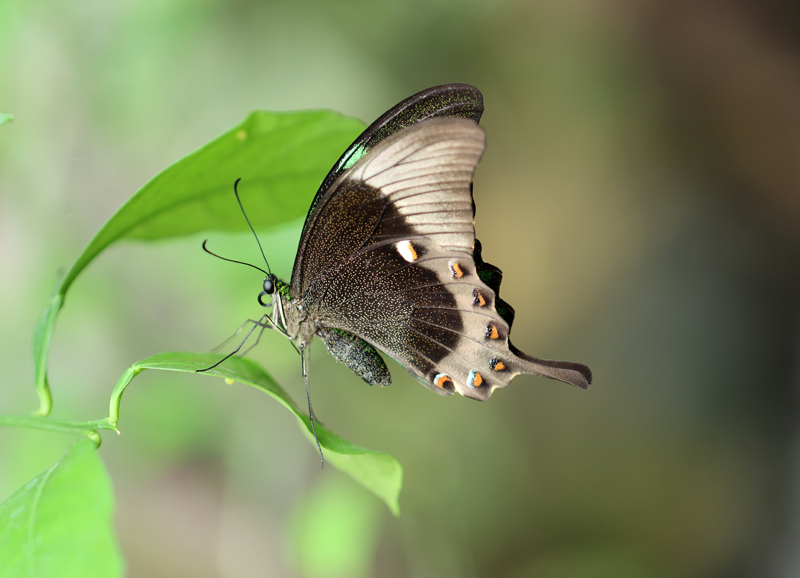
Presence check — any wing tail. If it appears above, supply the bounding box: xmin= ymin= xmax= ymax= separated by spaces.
xmin=510 ymin=344 xmax=592 ymax=390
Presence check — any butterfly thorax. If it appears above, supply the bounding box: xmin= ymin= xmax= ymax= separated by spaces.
xmin=268 ymin=278 xmax=317 ymax=349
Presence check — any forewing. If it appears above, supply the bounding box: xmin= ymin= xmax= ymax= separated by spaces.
xmin=298 ymin=84 xmax=483 ymax=245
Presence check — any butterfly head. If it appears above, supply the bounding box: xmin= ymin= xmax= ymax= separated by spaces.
xmin=257 ymin=274 xmax=277 ymax=308
xmin=257 ymin=273 xmax=300 ymax=339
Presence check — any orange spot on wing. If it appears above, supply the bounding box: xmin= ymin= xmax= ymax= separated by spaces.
xmin=396 ymin=240 xmax=418 ymax=262
xmin=449 ymin=260 xmax=464 ymax=279
xmin=486 ymin=323 xmax=500 ymax=339
xmin=490 ymin=358 xmax=507 ymax=372
xmin=434 ymin=373 xmax=453 ymax=388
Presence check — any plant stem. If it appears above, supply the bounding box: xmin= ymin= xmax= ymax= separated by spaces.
xmin=0 ymin=414 xmax=117 ymax=447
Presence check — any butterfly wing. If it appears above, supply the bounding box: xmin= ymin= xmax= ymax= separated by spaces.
xmin=299 ymin=84 xmax=483 ymax=245
xmin=292 ymin=117 xmax=591 ymax=400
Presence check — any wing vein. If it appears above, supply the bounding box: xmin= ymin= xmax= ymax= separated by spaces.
xmin=404 ymin=323 xmax=487 ymax=380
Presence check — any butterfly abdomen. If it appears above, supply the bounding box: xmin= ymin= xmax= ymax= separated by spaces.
xmin=317 ymin=327 xmax=392 ymax=387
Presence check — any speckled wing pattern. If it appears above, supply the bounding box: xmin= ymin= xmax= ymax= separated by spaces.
xmin=290 ymin=117 xmax=591 ymax=400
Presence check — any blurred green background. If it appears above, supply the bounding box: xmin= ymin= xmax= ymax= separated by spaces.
xmin=2 ymin=0 xmax=800 ymax=576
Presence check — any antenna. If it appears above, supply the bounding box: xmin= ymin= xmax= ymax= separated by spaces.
xmin=233 ymin=178 xmax=271 ymax=274
xmin=201 ymin=240 xmax=269 ymax=275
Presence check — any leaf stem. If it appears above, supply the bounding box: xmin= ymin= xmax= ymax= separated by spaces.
xmin=31 ymin=293 xmax=63 ymax=416
xmin=0 ymin=360 xmax=139 ymax=446
xmin=108 ymin=366 xmax=139 ymax=425
xmin=0 ymin=414 xmax=117 ymax=447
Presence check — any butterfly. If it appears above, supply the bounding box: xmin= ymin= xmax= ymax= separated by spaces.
xmin=203 ymin=84 xmax=592 ymax=460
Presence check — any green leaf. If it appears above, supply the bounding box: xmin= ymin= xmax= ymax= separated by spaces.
xmin=31 ymin=109 xmax=365 ymax=415
xmin=59 ymin=110 xmax=365 ymax=294
xmin=0 ymin=113 xmax=13 ymax=126
xmin=0 ymin=439 xmax=122 ymax=578
xmin=122 ymin=352 xmax=402 ymax=515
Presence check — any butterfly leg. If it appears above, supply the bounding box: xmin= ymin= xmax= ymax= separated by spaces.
xmin=239 ymin=319 xmax=276 ymax=356
xmin=255 ymin=313 xmax=302 ymax=355
xmin=301 ymin=345 xmax=324 ymax=468
xmin=196 ymin=313 xmax=269 ymax=372
xmin=212 ymin=318 xmax=272 ymax=352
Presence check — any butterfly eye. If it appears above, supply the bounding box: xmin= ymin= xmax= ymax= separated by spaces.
xmin=263 ymin=278 xmax=275 ymax=294
xmin=258 ymin=291 xmax=272 ymax=308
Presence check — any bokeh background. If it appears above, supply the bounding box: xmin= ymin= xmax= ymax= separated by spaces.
xmin=2 ymin=0 xmax=800 ymax=576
